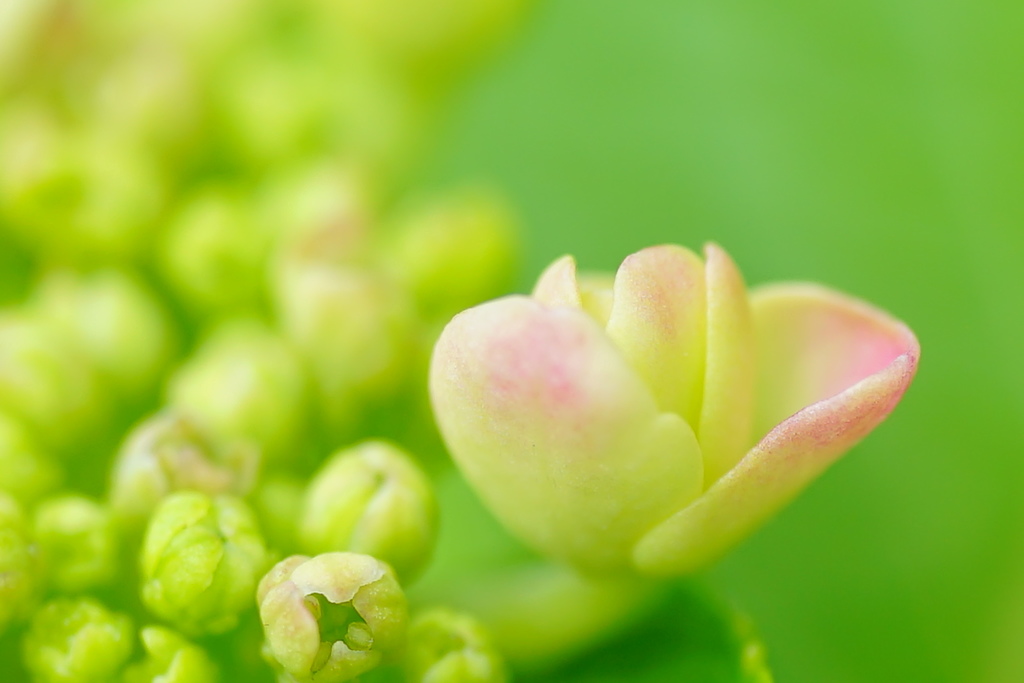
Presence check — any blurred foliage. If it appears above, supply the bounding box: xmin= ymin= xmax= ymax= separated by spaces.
xmin=426 ymin=1 xmax=1024 ymax=681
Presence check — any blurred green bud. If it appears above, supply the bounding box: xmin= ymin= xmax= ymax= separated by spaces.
xmin=166 ymin=320 xmax=306 ymax=464
xmin=0 ymin=313 xmax=106 ymax=452
xmin=405 ymin=608 xmax=507 ymax=683
xmin=22 ymin=597 xmax=134 ymax=683
xmin=158 ymin=188 xmax=272 ymax=316
xmin=387 ymin=190 xmax=518 ymax=320
xmin=299 ymin=441 xmax=436 ymax=581
xmin=276 ymin=265 xmax=417 ymax=435
xmin=0 ymin=493 xmax=39 ymax=634
xmin=217 ymin=50 xmax=336 ymax=168
xmin=122 ymin=626 xmax=219 ymax=683
xmin=0 ymin=411 xmax=61 ymax=505
xmin=140 ymin=491 xmax=268 ymax=636
xmin=262 ymin=162 xmax=372 ymax=270
xmin=32 ymin=269 xmax=176 ymax=403
xmin=92 ymin=46 xmax=201 ymax=162
xmin=0 ymin=104 xmax=164 ymax=262
xmin=258 ymin=553 xmax=408 ymax=683
xmin=109 ymin=412 xmax=259 ymax=531
xmin=34 ymin=495 xmax=119 ymax=593
xmin=252 ymin=473 xmax=306 ymax=555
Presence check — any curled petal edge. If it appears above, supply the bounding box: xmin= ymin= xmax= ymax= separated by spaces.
xmin=631 ymin=347 xmax=918 ymax=577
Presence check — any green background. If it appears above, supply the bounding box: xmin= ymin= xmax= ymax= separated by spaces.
xmin=424 ymin=1 xmax=1024 ymax=681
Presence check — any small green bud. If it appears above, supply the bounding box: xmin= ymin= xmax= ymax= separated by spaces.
xmin=275 ymin=265 xmax=416 ymax=435
xmin=258 ymin=553 xmax=408 ymax=683
xmin=34 ymin=495 xmax=119 ymax=593
xmin=0 ymin=411 xmax=61 ymax=505
xmin=0 ymin=492 xmax=38 ymax=634
xmin=22 ymin=597 xmax=134 ymax=683
xmin=167 ymin=320 xmax=306 ymax=464
xmin=0 ymin=313 xmax=106 ymax=452
xmin=0 ymin=104 xmax=163 ymax=262
xmin=387 ymin=190 xmax=518 ymax=320
xmin=109 ymin=412 xmax=259 ymax=531
xmin=299 ymin=441 xmax=436 ymax=581
xmin=158 ymin=187 xmax=272 ymax=316
xmin=140 ymin=491 xmax=268 ymax=636
xmin=32 ymin=269 xmax=176 ymax=403
xmin=217 ymin=52 xmax=336 ymax=168
xmin=122 ymin=626 xmax=219 ymax=683
xmin=405 ymin=608 xmax=507 ymax=683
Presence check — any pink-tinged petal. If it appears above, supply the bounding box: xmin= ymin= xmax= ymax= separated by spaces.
xmin=605 ymin=245 xmax=707 ymax=427
xmin=697 ymin=244 xmax=756 ymax=485
xmin=749 ymin=283 xmax=920 ymax=439
xmin=430 ymin=296 xmax=704 ymax=573
xmin=632 ymin=350 xmax=918 ymax=577
xmin=532 ymin=255 xmax=582 ymax=308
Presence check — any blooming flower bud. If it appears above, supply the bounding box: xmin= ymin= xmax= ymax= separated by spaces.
xmin=166 ymin=320 xmax=307 ymax=464
xmin=109 ymin=412 xmax=259 ymax=531
xmin=257 ymin=553 xmax=408 ymax=683
xmin=405 ymin=608 xmax=507 ymax=683
xmin=32 ymin=269 xmax=176 ymax=404
xmin=431 ymin=244 xmax=919 ymax=576
xmin=0 ymin=411 xmax=61 ymax=505
xmin=34 ymin=494 xmax=119 ymax=593
xmin=140 ymin=491 xmax=268 ymax=636
xmin=22 ymin=597 xmax=133 ymax=683
xmin=122 ymin=626 xmax=219 ymax=683
xmin=0 ymin=493 xmax=38 ymax=634
xmin=299 ymin=441 xmax=437 ymax=581
xmin=386 ymin=190 xmax=519 ymax=321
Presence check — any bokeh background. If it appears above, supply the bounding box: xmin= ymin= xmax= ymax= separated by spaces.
xmin=422 ymin=1 xmax=1024 ymax=681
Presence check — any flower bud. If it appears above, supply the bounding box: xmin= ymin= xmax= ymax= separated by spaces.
xmin=32 ymin=269 xmax=176 ymax=404
xmin=0 ymin=313 xmax=106 ymax=452
xmin=122 ymin=626 xmax=219 ymax=683
xmin=0 ymin=411 xmax=61 ymax=505
xmin=431 ymin=244 xmax=919 ymax=576
xmin=34 ymin=494 xmax=119 ymax=594
xmin=276 ymin=264 xmax=416 ymax=436
xmin=166 ymin=320 xmax=307 ymax=464
xmin=405 ymin=608 xmax=507 ymax=683
xmin=22 ymin=597 xmax=133 ymax=683
xmin=258 ymin=553 xmax=407 ymax=682
xmin=158 ymin=188 xmax=271 ymax=317
xmin=109 ymin=412 xmax=259 ymax=531
xmin=0 ymin=104 xmax=163 ymax=263
xmin=140 ymin=491 xmax=268 ymax=636
xmin=299 ymin=441 xmax=437 ymax=581
xmin=0 ymin=493 xmax=38 ymax=634
xmin=386 ymin=190 xmax=518 ymax=321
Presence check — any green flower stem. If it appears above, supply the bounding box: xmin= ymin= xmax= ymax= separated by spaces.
xmin=140 ymin=491 xmax=268 ymax=636
xmin=299 ymin=440 xmax=437 ymax=582
xmin=417 ymin=562 xmax=663 ymax=670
